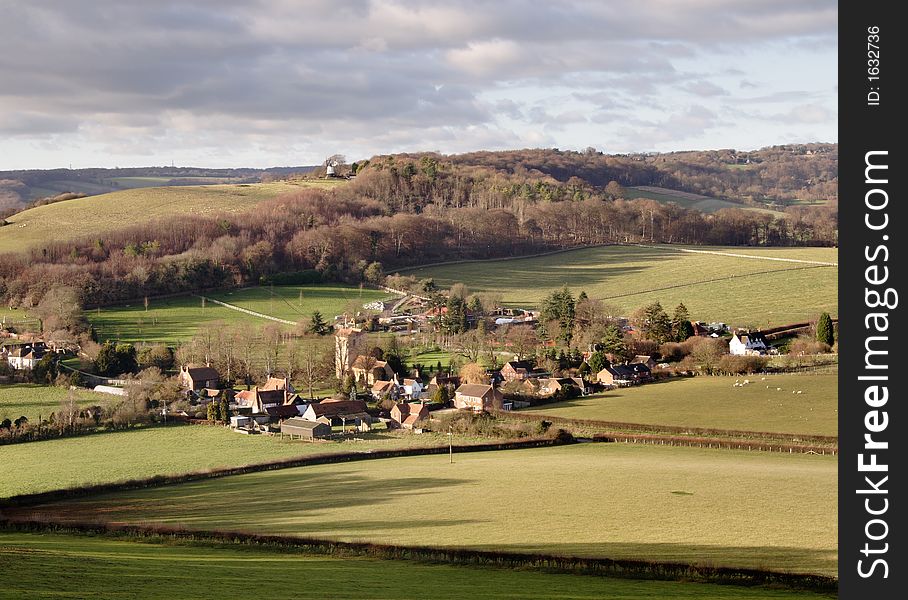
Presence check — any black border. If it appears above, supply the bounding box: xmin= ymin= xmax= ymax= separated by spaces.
xmin=839 ymin=3 xmax=904 ymax=596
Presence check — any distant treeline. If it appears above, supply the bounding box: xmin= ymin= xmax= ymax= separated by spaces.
xmin=0 ymin=147 xmax=836 ymax=311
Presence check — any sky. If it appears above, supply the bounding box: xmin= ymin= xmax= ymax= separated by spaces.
xmin=0 ymin=0 xmax=837 ymax=170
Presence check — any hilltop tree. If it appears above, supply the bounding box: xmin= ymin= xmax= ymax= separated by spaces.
xmin=816 ymin=312 xmax=834 ymax=347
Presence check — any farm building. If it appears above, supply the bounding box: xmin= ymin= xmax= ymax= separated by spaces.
xmin=281 ymin=418 xmax=332 ymax=440
xmin=178 ymin=365 xmax=220 ymax=391
xmin=390 ymin=402 xmax=429 ymax=429
xmin=729 ymin=332 xmax=769 ymax=356
xmin=454 ymin=384 xmax=504 ymax=412
xmin=302 ymin=400 xmax=371 ymax=427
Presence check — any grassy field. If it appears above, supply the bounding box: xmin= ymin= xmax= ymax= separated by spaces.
xmin=0 ymin=180 xmax=345 ymax=255
xmin=0 ymin=384 xmax=118 ymax=423
xmin=0 ymin=533 xmax=829 ymax=600
xmin=26 ymin=444 xmax=837 ymax=576
xmin=86 ymin=284 xmax=392 ymax=343
xmin=403 ymin=245 xmax=838 ymax=328
xmin=523 ymin=373 xmax=838 ymax=436
xmin=627 ymin=186 xmax=785 ymax=216
xmin=0 ymin=424 xmax=502 ymax=498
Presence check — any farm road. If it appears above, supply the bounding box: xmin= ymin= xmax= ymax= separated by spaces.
xmin=193 ymin=294 xmax=297 ymax=325
xmin=636 ymin=244 xmax=838 ymax=267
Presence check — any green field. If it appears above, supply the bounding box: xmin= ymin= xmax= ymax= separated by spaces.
xmin=87 ymin=284 xmax=392 ymax=343
xmin=523 ymin=373 xmax=838 ymax=436
xmin=0 ymin=533 xmax=828 ymax=600
xmin=0 ymin=180 xmax=345 ymax=255
xmin=403 ymin=245 xmax=838 ymax=328
xmin=627 ymin=186 xmax=784 ymax=216
xmin=0 ymin=424 xmax=504 ymax=499
xmin=26 ymin=444 xmax=837 ymax=575
xmin=0 ymin=384 xmax=115 ymax=423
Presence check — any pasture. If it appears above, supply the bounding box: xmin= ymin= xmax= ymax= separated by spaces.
xmin=402 ymin=245 xmax=838 ymax=328
xmin=523 ymin=373 xmax=838 ymax=436
xmin=86 ymin=284 xmax=392 ymax=343
xmin=0 ymin=384 xmax=114 ymax=423
xmin=27 ymin=444 xmax=837 ymax=576
xmin=627 ymin=186 xmax=785 ymax=216
xmin=0 ymin=533 xmax=828 ymax=600
xmin=0 ymin=425 xmax=498 ymax=499
xmin=0 ymin=180 xmax=344 ymax=255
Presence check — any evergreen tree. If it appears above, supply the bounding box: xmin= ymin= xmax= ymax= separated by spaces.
xmin=600 ymin=325 xmax=628 ymax=359
xmin=671 ymin=303 xmax=693 ymax=341
xmin=588 ymin=351 xmax=609 ymax=373
xmin=432 ymin=385 xmax=450 ymax=405
xmin=207 ymin=402 xmax=217 ymax=422
xmin=308 ymin=311 xmax=330 ymax=336
xmin=541 ymin=286 xmax=576 ymax=343
xmin=219 ymin=398 xmax=230 ymax=423
xmin=341 ymin=372 xmax=357 ymax=395
xmin=639 ymin=302 xmax=672 ymax=344
xmin=816 ymin=312 xmax=834 ymax=346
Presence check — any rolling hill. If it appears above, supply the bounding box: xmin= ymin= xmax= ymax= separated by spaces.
xmin=0 ymin=180 xmax=344 ymax=255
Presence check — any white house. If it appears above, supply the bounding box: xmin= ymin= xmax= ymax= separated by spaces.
xmin=6 ymin=343 xmax=46 ymax=370
xmin=401 ymin=377 xmax=423 ymax=400
xmin=729 ymin=332 xmax=769 ymax=356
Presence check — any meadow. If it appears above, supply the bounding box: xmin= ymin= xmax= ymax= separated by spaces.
xmin=24 ymin=444 xmax=837 ymax=576
xmin=86 ymin=284 xmax=392 ymax=343
xmin=402 ymin=244 xmax=838 ymax=328
xmin=0 ymin=424 xmax=502 ymax=498
xmin=0 ymin=532 xmax=830 ymax=600
xmin=626 ymin=186 xmax=784 ymax=215
xmin=0 ymin=180 xmax=345 ymax=255
xmin=523 ymin=373 xmax=838 ymax=436
xmin=0 ymin=384 xmax=114 ymax=423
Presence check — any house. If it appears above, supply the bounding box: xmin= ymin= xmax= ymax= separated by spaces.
xmin=596 ymin=365 xmax=636 ymax=387
xmin=729 ymin=332 xmax=769 ymax=356
xmin=6 ymin=342 xmax=46 ymax=370
xmin=538 ymin=377 xmax=581 ymax=396
xmin=236 ymin=388 xmax=290 ymax=413
xmin=390 ymin=402 xmax=429 ymax=429
xmin=260 ymin=376 xmax=296 ymax=394
xmin=281 ymin=418 xmax=332 ymax=440
xmin=302 ymin=400 xmax=371 ymax=427
xmin=500 ymin=360 xmax=539 ymax=382
xmin=178 ymin=365 xmax=220 ymax=391
xmin=351 ymin=355 xmax=396 ymax=385
xmin=629 ymin=355 xmax=657 ymax=370
xmin=626 ymin=362 xmax=652 ymax=382
xmin=371 ymin=379 xmax=398 ymax=400
xmin=454 ymin=384 xmax=504 ymax=412
xmin=401 ymin=377 xmax=423 ymax=400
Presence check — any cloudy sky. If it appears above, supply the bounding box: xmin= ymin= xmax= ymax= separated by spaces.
xmin=0 ymin=0 xmax=837 ymax=169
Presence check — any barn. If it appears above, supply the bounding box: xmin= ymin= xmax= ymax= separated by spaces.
xmin=281 ymin=418 xmax=331 ymax=440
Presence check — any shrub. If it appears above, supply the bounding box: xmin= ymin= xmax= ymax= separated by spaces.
xmin=716 ymin=355 xmax=768 ymax=375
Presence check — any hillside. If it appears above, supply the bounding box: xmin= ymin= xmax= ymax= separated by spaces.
xmin=0 ymin=180 xmax=344 ymax=254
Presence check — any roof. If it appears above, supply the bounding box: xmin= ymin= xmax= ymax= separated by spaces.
xmin=261 ymin=377 xmax=295 ymax=393
xmin=352 ymin=356 xmax=389 ymax=370
xmin=266 ymin=404 xmax=302 ymax=419
xmin=308 ymin=400 xmax=369 ymax=417
xmin=372 ymin=380 xmax=395 ymax=393
xmin=282 ymin=418 xmax=329 ymax=431
xmin=455 ymin=383 xmax=496 ymax=398
xmin=630 ymin=355 xmax=654 ymax=364
xmin=184 ymin=365 xmax=220 ymax=381
xmin=502 ymin=360 xmax=534 ymax=372
xmin=737 ymin=333 xmax=769 ymax=346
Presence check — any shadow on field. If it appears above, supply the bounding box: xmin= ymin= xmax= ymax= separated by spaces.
xmin=15 ymin=470 xmax=476 ymax=530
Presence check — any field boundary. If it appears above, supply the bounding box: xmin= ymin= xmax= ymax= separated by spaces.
xmin=0 ymin=520 xmax=838 ymax=592
xmin=498 ymin=411 xmax=838 ymax=450
xmin=193 ymin=294 xmax=297 ymax=325
xmin=635 ymin=244 xmax=838 ymax=266
xmin=393 ymin=243 xmax=607 ymax=273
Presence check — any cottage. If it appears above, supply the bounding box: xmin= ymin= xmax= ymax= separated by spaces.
xmin=453 ymin=384 xmax=504 ymax=412
xmin=351 ymin=355 xmax=396 ymax=385
xmin=629 ymin=355 xmax=657 ymax=370
xmin=260 ymin=376 xmax=296 ymax=393
xmin=537 ymin=377 xmax=581 ymax=396
xmin=390 ymin=402 xmax=429 ymax=429
xmin=729 ymin=332 xmax=769 ymax=356
xmin=6 ymin=342 xmax=46 ymax=370
xmin=401 ymin=377 xmax=423 ymax=400
xmin=281 ymin=417 xmax=331 ymax=440
xmin=178 ymin=365 xmax=220 ymax=391
xmin=371 ymin=379 xmax=398 ymax=400
xmin=500 ymin=360 xmax=538 ymax=382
